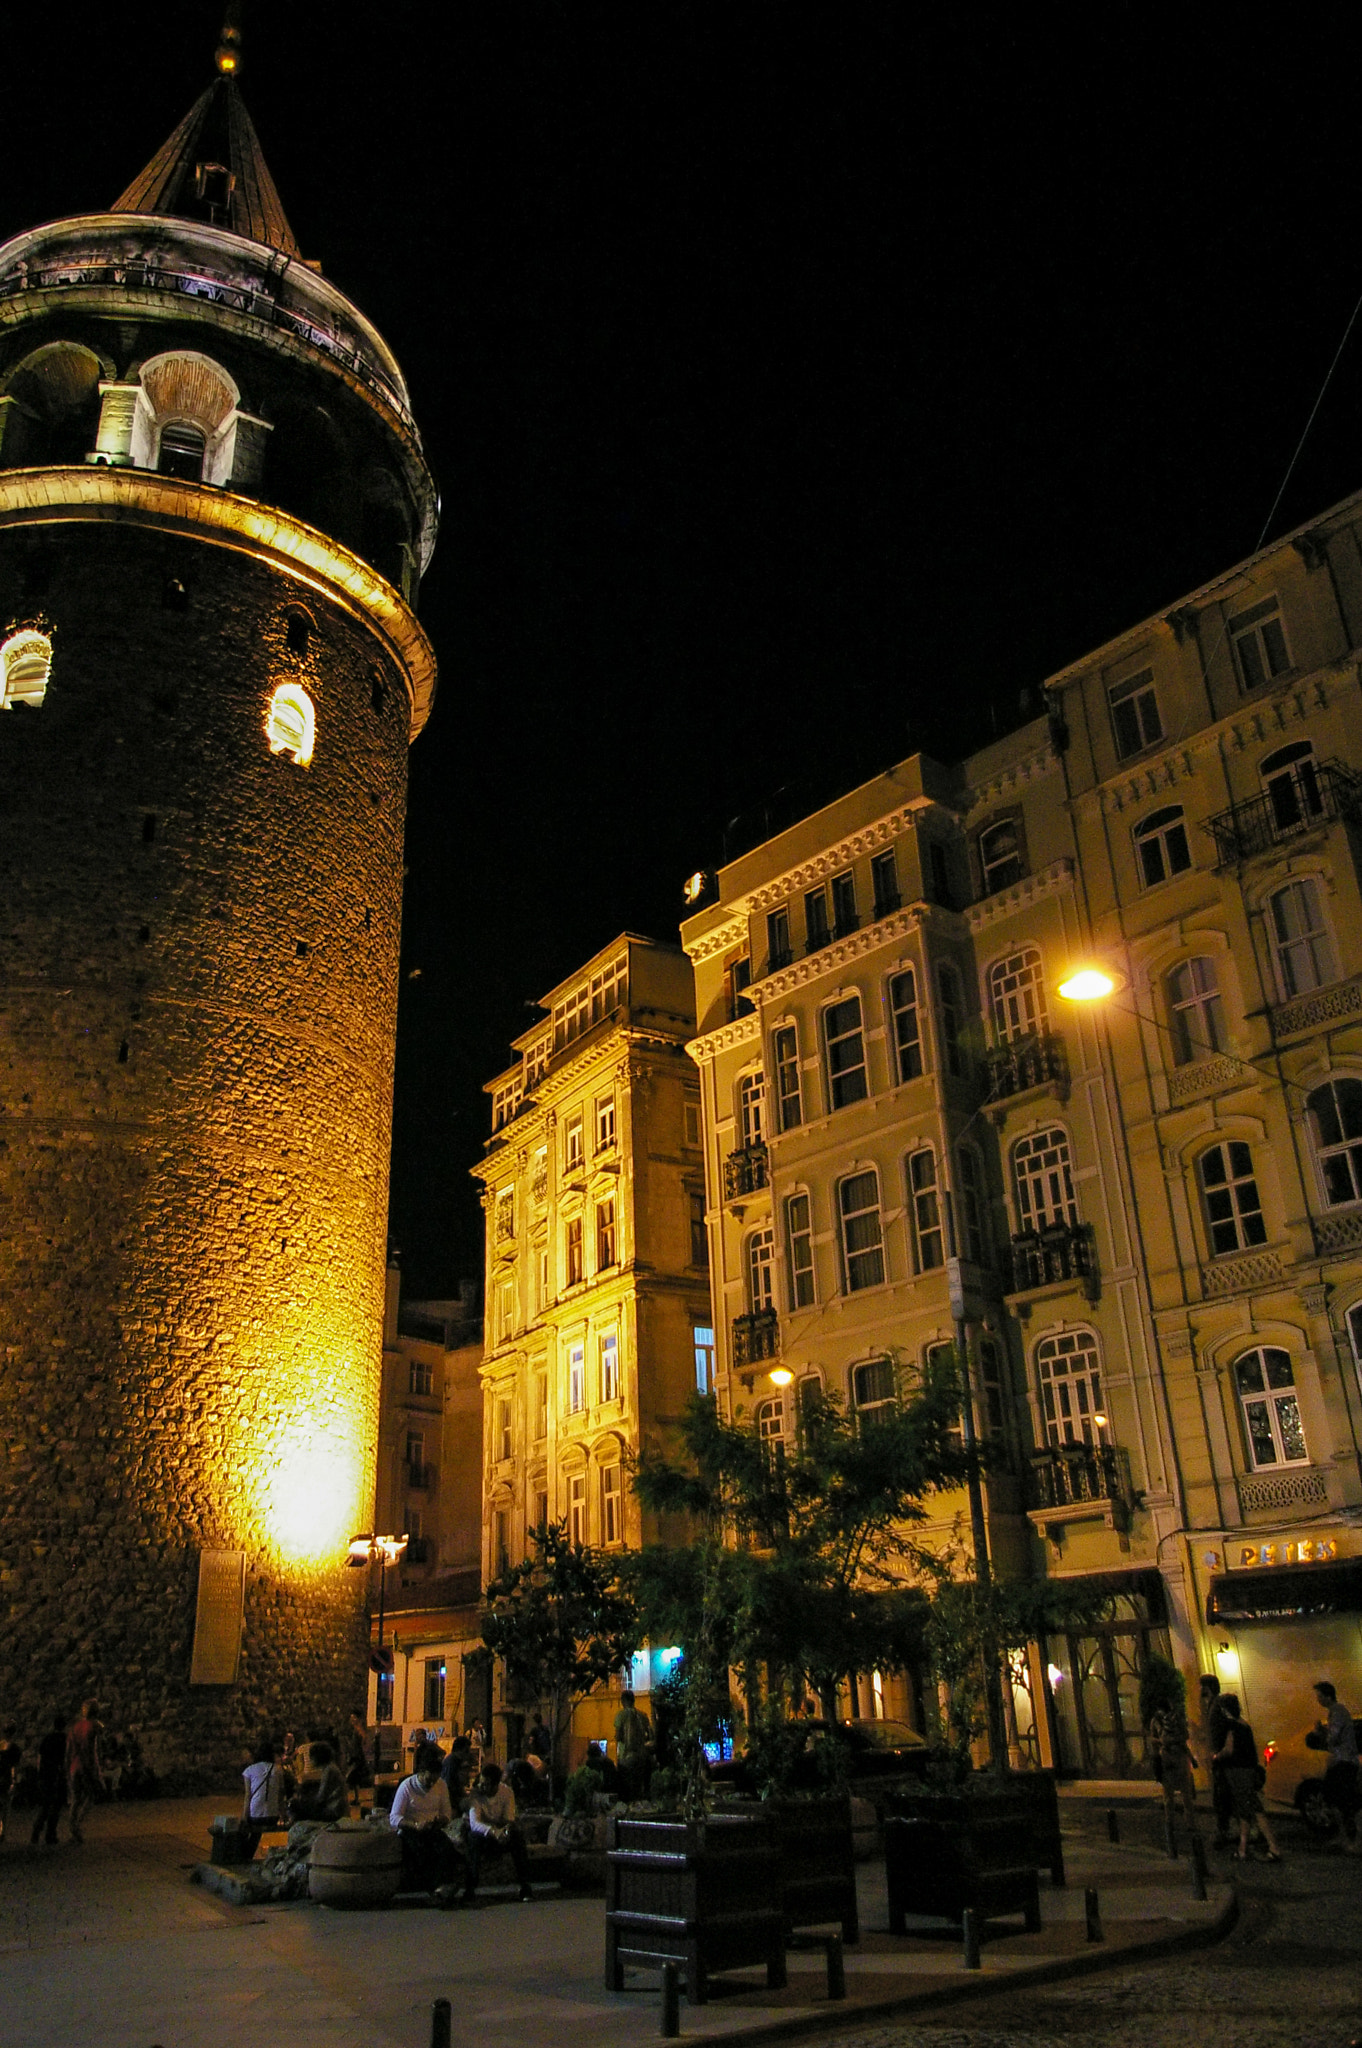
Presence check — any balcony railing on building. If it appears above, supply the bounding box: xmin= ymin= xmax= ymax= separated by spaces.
xmin=981 ymin=1031 xmax=1068 ymax=1106
xmin=1025 ymin=1442 xmax=1133 ymax=1538
xmin=723 ymin=1143 xmax=770 ymax=1199
xmin=1007 ymin=1221 xmax=1096 ymax=1294
xmin=732 ymin=1307 xmax=779 ymax=1365
xmin=1205 ymin=761 xmax=1362 ymax=867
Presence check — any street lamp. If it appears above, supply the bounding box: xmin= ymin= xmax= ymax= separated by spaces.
xmin=347 ymin=1532 xmax=408 ymax=1676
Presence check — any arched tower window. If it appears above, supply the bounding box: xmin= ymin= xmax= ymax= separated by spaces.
xmin=265 ymin=683 xmax=315 ymax=767
xmin=158 ymin=421 xmax=208 ymax=481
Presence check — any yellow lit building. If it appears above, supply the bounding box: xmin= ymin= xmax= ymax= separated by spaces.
xmin=473 ymin=935 xmax=710 ymax=1760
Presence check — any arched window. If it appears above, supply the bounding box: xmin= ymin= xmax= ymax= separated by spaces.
xmin=1134 ymin=804 xmax=1192 ymax=887
xmin=0 ymin=629 xmax=52 ymax=710
xmin=979 ymin=817 xmax=1025 ymax=894
xmin=747 ymin=1226 xmax=775 ymax=1314
xmin=824 ymin=994 xmax=868 ymax=1108
xmin=1307 ymin=1079 xmax=1362 ymax=1206
xmin=838 ymin=1171 xmax=885 ymax=1292
xmin=158 ymin=419 xmax=207 ymax=480
xmin=989 ymin=946 xmax=1049 ymax=1045
xmin=1035 ymin=1330 xmax=1105 ymax=1448
xmin=851 ymin=1356 xmax=896 ymax=1429
xmin=600 ymin=1461 xmax=623 ymax=1545
xmin=1261 ymin=740 xmax=1323 ymax=832
xmin=1167 ymin=957 xmax=1226 ymax=1064
xmin=1268 ymin=878 xmax=1336 ymax=997
xmin=906 ymin=1150 xmax=944 ymax=1270
xmin=785 ymin=1192 xmax=815 ymax=1308
xmin=738 ymin=1069 xmax=766 ymax=1147
xmin=1012 ymin=1127 xmax=1077 ymax=1231
xmin=755 ymin=1396 xmax=785 ymax=1442
xmin=888 ymin=969 xmax=923 ymax=1082
xmin=133 ymin=351 xmax=241 ymax=484
xmin=1198 ymin=1141 xmax=1267 ymax=1255
xmin=1234 ymin=1348 xmax=1308 ymax=1468
xmin=265 ymin=682 xmax=315 ymax=767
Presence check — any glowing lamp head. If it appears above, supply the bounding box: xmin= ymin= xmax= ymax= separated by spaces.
xmin=768 ymin=1367 xmax=794 ymax=1387
xmin=347 ymin=1533 xmax=375 ymax=1567
xmin=682 ymin=870 xmax=710 ymax=906
xmin=1058 ymin=967 xmax=1117 ymax=1002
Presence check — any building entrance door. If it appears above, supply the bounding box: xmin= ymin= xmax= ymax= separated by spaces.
xmin=1044 ymin=1580 xmax=1170 ymax=1777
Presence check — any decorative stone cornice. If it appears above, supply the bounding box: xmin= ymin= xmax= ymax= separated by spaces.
xmin=963 ymin=743 xmax=1060 ymax=823
xmin=965 ymin=857 xmax=1075 ymax=933
xmin=686 ymin=1011 xmax=761 ymax=1065
xmin=1224 ymin=674 xmax=1334 ymax=752
xmin=742 ymin=803 xmax=941 ymax=912
xmin=687 ymin=916 xmax=749 ymax=964
xmin=752 ymin=905 xmax=929 ymax=1004
xmin=1099 ymin=749 xmax=1199 ymax=814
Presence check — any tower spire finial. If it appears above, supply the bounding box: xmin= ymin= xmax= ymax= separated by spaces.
xmin=216 ymin=5 xmax=243 ymax=77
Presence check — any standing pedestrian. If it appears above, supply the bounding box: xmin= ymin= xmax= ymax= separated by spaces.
xmin=1215 ymin=1695 xmax=1281 ymax=1862
xmin=1198 ymin=1674 xmax=1234 ymax=1848
xmin=66 ymin=1698 xmax=104 ymax=1843
xmin=343 ymin=1708 xmax=372 ymax=1813
xmin=0 ymin=1724 xmax=20 ymax=1841
xmin=613 ymin=1689 xmax=653 ymax=1804
xmin=1309 ymin=1680 xmax=1360 ymax=1851
xmin=1140 ymin=1657 xmax=1199 ymax=1841
xmin=31 ymin=1713 xmax=68 ymax=1845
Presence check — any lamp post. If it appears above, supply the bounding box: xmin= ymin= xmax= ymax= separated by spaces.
xmin=348 ymin=1532 xmax=408 ymax=1717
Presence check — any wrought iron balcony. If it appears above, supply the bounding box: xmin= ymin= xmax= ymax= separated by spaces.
xmin=723 ymin=1144 xmax=770 ymax=1199
xmin=981 ymin=1031 xmax=1068 ymax=1105
xmin=1025 ymin=1442 xmax=1132 ymax=1516
xmin=1007 ymin=1222 xmax=1096 ymax=1294
xmin=732 ymin=1308 xmax=780 ymax=1365
xmin=1205 ymin=761 xmax=1362 ymax=867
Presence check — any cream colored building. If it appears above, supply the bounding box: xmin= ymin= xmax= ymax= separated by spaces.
xmin=473 ymin=934 xmax=710 ymax=1759
xmin=680 ymin=488 xmax=1362 ymax=1776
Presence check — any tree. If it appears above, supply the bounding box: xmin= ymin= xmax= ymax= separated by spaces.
xmin=479 ymin=1522 xmax=641 ymax=1790
xmin=924 ymin=1563 xmax=1114 ymax=1760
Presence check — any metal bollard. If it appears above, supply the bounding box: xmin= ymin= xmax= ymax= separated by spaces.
xmin=826 ymin=1933 xmax=846 ymax=2001
xmin=1084 ymin=1886 xmax=1103 ymax=1943
xmin=1163 ymin=1807 xmax=1178 ymax=1859
xmin=1106 ymin=1807 xmax=1120 ymax=1844
xmin=962 ymin=1907 xmax=981 ymax=1970
xmin=1189 ymin=1833 xmax=1208 ymax=1901
xmin=660 ymin=1962 xmax=680 ymax=2039
xmin=431 ymin=1998 xmax=452 ymax=2048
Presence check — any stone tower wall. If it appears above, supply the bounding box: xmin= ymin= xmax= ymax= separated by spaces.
xmin=0 ymin=514 xmax=411 ymax=1776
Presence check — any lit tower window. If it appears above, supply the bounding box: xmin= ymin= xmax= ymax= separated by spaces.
xmin=266 ymin=682 xmax=315 ymax=766
xmin=1 ymin=629 xmax=53 ymax=710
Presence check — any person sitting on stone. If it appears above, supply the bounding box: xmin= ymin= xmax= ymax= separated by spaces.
xmin=389 ymin=1740 xmax=462 ymax=1903
xmin=463 ymin=1762 xmax=532 ymax=1903
xmin=287 ymin=1740 xmax=347 ymax=1823
xmin=240 ymin=1740 xmax=284 ymax=1843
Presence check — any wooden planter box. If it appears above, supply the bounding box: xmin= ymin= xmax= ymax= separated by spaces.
xmin=884 ymin=1813 xmax=1040 ymax=1936
xmin=885 ymin=1769 xmax=1065 ymax=1885
xmin=714 ymin=1794 xmax=858 ymax=1944
xmin=605 ymin=1813 xmax=786 ymax=2004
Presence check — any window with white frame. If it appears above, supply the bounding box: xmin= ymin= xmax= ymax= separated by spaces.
xmin=693 ymin=1324 xmax=715 ymax=1395
xmin=831 ymin=869 xmax=858 ymax=936
xmin=825 ymin=994 xmax=869 ymax=1108
xmin=852 ymin=1355 xmax=896 ymax=1428
xmin=1268 ymin=877 xmax=1337 ymax=998
xmin=755 ymin=1395 xmax=785 ymax=1442
xmin=1234 ymin=1347 xmax=1308 ymax=1468
xmin=596 ymin=1197 xmax=617 ymax=1269
xmin=530 ymin=1145 xmax=548 ymax=1201
xmin=409 ymin=1358 xmax=433 ymax=1397
xmin=496 ymin=1394 xmax=513 ymax=1462
xmin=888 ymin=969 xmax=923 ymax=1082
xmin=1198 ymin=1140 xmax=1267 ymax=1255
xmin=567 ymin=1342 xmax=585 ymax=1414
xmin=534 ymin=1371 xmax=548 ymax=1441
xmin=1229 ymin=595 xmax=1290 ymax=692
xmin=1012 ymin=1127 xmax=1078 ymax=1231
xmin=1134 ymin=804 xmax=1192 ymax=887
xmin=747 ymin=1225 xmax=775 ymax=1313
xmin=1307 ymin=1079 xmax=1362 ymax=1206
xmin=1261 ymin=740 xmax=1324 ymax=831
xmin=907 ymin=1149 xmax=945 ymax=1270
xmin=600 ymin=1329 xmax=620 ymax=1403
xmin=978 ymin=817 xmax=1025 ymax=894
xmin=595 ymin=1092 xmax=616 ymax=1150
xmin=497 ymin=1278 xmax=516 ymax=1342
xmin=785 ymin=1192 xmax=816 ymax=1307
xmin=492 ymin=1078 xmax=523 ymax=1132
xmin=1109 ymin=666 xmax=1162 ymax=758
xmin=805 ymin=885 xmax=830 ymax=951
xmin=937 ymin=962 xmax=965 ymax=1076
xmin=683 ymin=1098 xmax=702 ymax=1148
xmin=1035 ymin=1330 xmax=1105 ymax=1448
xmin=564 ymin=1113 xmax=584 ymax=1172
xmin=1168 ymin=956 xmax=1227 ymax=1065
xmin=839 ymin=1171 xmax=885 ymax=1292
xmin=871 ymin=846 xmax=900 ymax=918
xmin=989 ymin=947 xmax=1049 ymax=1044
xmin=568 ymin=1472 xmax=587 ymax=1545
xmin=957 ymin=1144 xmax=987 ymax=1262
xmin=772 ymin=1025 xmax=803 ymax=1129
xmin=767 ymin=905 xmax=792 ymax=970
xmin=565 ymin=1216 xmax=584 ymax=1287
xmin=601 ymin=1462 xmax=623 ymax=1544
xmin=738 ymin=1070 xmax=766 ymax=1147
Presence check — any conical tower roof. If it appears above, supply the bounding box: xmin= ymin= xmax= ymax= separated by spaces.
xmin=110 ymin=72 xmax=301 ymax=260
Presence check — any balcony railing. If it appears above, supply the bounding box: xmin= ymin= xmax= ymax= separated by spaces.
xmin=732 ymin=1308 xmax=780 ymax=1365
xmin=1007 ymin=1222 xmax=1096 ymax=1294
xmin=1025 ymin=1442 xmax=1132 ymax=1515
xmin=723 ymin=1144 xmax=770 ymax=1199
xmin=981 ymin=1031 xmax=1068 ymax=1105
xmin=1205 ymin=761 xmax=1362 ymax=867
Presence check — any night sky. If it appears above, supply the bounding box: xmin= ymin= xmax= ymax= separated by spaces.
xmin=7 ymin=8 xmax=1362 ymax=1296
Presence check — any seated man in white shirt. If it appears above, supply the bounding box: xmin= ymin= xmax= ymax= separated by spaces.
xmin=464 ymin=1762 xmax=532 ymax=1902
xmin=389 ymin=1741 xmax=462 ymax=1901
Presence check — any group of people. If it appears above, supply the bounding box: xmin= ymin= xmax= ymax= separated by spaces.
xmin=239 ymin=1710 xmax=379 ymax=1845
xmin=0 ymin=1699 xmax=120 ymax=1846
xmin=388 ymin=1730 xmax=533 ymax=1906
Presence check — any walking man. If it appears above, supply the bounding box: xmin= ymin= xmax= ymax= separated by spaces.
xmin=613 ymin=1689 xmax=652 ymax=1804
xmin=31 ymin=1713 xmax=68 ymax=1845
xmin=66 ymin=1698 xmax=104 ymax=1843
xmin=1311 ymin=1680 xmax=1360 ymax=1851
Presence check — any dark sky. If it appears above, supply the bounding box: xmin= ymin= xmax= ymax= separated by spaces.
xmin=8 ymin=7 xmax=1362 ymax=1295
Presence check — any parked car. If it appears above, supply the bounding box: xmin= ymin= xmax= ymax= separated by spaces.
xmin=1262 ymin=1716 xmax=1362 ymax=1835
xmin=711 ymin=1717 xmax=929 ymax=1794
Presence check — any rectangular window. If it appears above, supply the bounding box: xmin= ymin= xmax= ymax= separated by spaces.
xmin=805 ymin=886 xmax=830 ymax=952
xmin=693 ymin=1324 xmax=716 ymax=1394
xmin=888 ymin=969 xmax=922 ymax=1082
xmin=496 ymin=1394 xmax=512 ymax=1462
xmin=767 ymin=906 xmax=792 ymax=971
xmin=1135 ymin=805 xmax=1192 ymax=887
xmin=1109 ymin=667 xmax=1162 ymax=758
xmin=978 ymin=818 xmax=1025 ymax=894
xmin=739 ymin=1070 xmax=766 ymax=1147
xmin=534 ymin=1372 xmax=548 ymax=1441
xmin=530 ymin=1145 xmax=548 ymax=1201
xmin=600 ymin=1330 xmax=619 ymax=1403
xmin=957 ymin=1144 xmax=986 ymax=1263
xmin=786 ymin=1192 xmax=815 ymax=1308
xmin=831 ymin=869 xmax=858 ymax=936
xmin=683 ymin=1098 xmax=702 ymax=1148
xmin=773 ymin=1025 xmax=802 ymax=1129
xmin=839 ymin=1171 xmax=885 ymax=1292
xmin=409 ymin=1359 xmax=433 ymax=1397
xmin=493 ymin=1509 xmax=509 ymax=1576
xmin=728 ymin=955 xmax=754 ymax=1020
xmin=1229 ymin=595 xmax=1290 ymax=692
xmin=690 ymin=1192 xmax=708 ymax=1265
xmin=907 ymin=1149 xmax=944 ymax=1270
xmin=936 ymin=964 xmax=965 ymax=1077
xmin=564 ymin=1114 xmax=584 ymax=1173
xmin=494 ymin=1186 xmax=516 ymax=1241
xmin=1200 ymin=1140 xmax=1268 ymax=1256
xmin=601 ymin=1463 xmax=622 ymax=1545
xmin=406 ymin=1430 xmax=424 ymax=1473
xmin=424 ymin=1658 xmax=446 ymax=1721
xmin=568 ymin=1343 xmax=585 ymax=1414
xmin=596 ymin=1197 xmax=617 ymax=1270
xmin=569 ymin=1473 xmax=586 ymax=1546
xmin=407 ymin=1507 xmax=424 ymax=1543
xmin=537 ymin=1246 xmax=550 ymax=1313
xmin=532 ymin=1487 xmax=549 ymax=1531
xmin=871 ymin=847 xmax=900 ymax=919
xmin=497 ymin=1278 xmax=516 ymax=1341
xmin=565 ymin=1216 xmax=584 ymax=1287
xmin=977 ymin=1336 xmax=1006 ymax=1440
xmin=825 ymin=995 xmax=868 ymax=1109
xmin=595 ymin=1093 xmax=616 ymax=1151
xmin=852 ymin=1355 xmax=896 ymax=1429
xmin=927 ymin=839 xmax=952 ymax=907
xmin=1271 ymin=878 xmax=1337 ymax=998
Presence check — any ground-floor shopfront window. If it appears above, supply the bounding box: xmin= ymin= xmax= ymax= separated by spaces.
xmin=1043 ymin=1575 xmax=1171 ymax=1777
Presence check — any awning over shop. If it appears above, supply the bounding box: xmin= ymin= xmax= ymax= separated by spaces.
xmin=1207 ymin=1557 xmax=1362 ymax=1623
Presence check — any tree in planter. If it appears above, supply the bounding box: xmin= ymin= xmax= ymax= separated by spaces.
xmin=479 ymin=1521 xmax=641 ymax=1798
